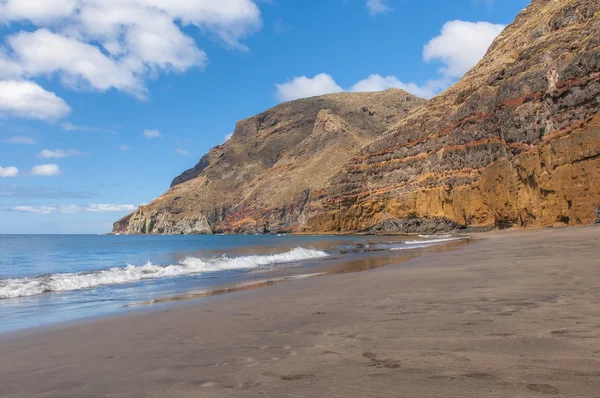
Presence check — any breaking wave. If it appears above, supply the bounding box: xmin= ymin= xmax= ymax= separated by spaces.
xmin=390 ymin=236 xmax=466 ymax=250
xmin=0 ymin=247 xmax=329 ymax=299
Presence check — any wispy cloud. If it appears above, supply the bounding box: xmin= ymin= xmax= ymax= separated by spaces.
xmin=3 ymin=136 xmax=37 ymax=145
xmin=63 ymin=123 xmax=117 ymax=134
xmin=176 ymin=148 xmax=191 ymax=156
xmin=118 ymin=144 xmax=130 ymax=150
xmin=39 ymin=149 xmax=86 ymax=159
xmin=0 ymin=185 xmax=95 ymax=199
xmin=11 ymin=204 xmax=138 ymax=214
xmin=366 ymin=0 xmax=393 ymax=16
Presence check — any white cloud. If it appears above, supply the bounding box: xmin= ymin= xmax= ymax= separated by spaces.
xmin=277 ymin=19 xmax=505 ymax=101
xmin=366 ymin=0 xmax=393 ymax=16
xmin=143 ymin=129 xmax=161 ymax=138
xmin=0 ymin=0 xmax=261 ymax=86
xmin=224 ymin=133 xmax=234 ymax=142
xmin=0 ymin=166 xmax=19 ymax=177
xmin=118 ymin=144 xmax=130 ymax=151
xmin=352 ymin=74 xmax=450 ymax=99
xmin=276 ymin=72 xmax=447 ymax=101
xmin=176 ymin=148 xmax=191 ymax=156
xmin=13 ymin=205 xmax=57 ymax=214
xmin=31 ymin=164 xmax=62 ymax=176
xmin=0 ymin=80 xmax=71 ymax=120
xmin=39 ymin=149 xmax=86 ymax=159
xmin=423 ymin=20 xmax=506 ymax=78
xmin=275 ymin=73 xmax=343 ymax=102
xmin=3 ymin=136 xmax=37 ymax=145
xmin=0 ymin=0 xmax=262 ymax=119
xmin=12 ymin=203 xmax=137 ymax=214
xmin=86 ymin=204 xmax=137 ymax=212
xmin=63 ymin=123 xmax=117 ymax=134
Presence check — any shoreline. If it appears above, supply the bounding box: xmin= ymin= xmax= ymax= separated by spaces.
xmin=0 ymin=234 xmax=473 ymax=335
xmin=1 ymin=226 xmax=600 ymax=397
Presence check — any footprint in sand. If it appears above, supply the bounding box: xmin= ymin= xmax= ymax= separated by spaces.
xmin=363 ymin=352 xmax=400 ymax=369
xmin=527 ymin=384 xmax=559 ymax=395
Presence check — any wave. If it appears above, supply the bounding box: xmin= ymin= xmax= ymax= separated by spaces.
xmin=390 ymin=236 xmax=467 ymax=250
xmin=0 ymin=247 xmax=329 ymax=300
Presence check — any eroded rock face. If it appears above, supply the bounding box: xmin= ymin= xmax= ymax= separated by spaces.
xmin=303 ymin=0 xmax=600 ymax=233
xmin=114 ymin=0 xmax=600 ymax=235
xmin=114 ymin=206 xmax=212 ymax=235
xmin=113 ymin=90 xmax=424 ymax=234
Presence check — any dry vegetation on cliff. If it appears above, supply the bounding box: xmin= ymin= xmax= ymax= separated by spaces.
xmin=115 ymin=0 xmax=600 ymax=235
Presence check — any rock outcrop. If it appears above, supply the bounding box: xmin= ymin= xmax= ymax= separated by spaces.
xmin=113 ymin=90 xmax=424 ymax=234
xmin=303 ymin=0 xmax=600 ymax=233
xmin=114 ymin=0 xmax=600 ymax=235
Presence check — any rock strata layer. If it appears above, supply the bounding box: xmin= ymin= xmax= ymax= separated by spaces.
xmin=114 ymin=0 xmax=600 ymax=235
xmin=114 ymin=90 xmax=424 ymax=234
xmin=303 ymin=0 xmax=600 ymax=233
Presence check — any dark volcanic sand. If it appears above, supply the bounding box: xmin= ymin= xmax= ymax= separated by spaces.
xmin=1 ymin=227 xmax=600 ymax=397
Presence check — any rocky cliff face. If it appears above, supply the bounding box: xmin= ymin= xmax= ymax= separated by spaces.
xmin=304 ymin=0 xmax=600 ymax=233
xmin=114 ymin=0 xmax=600 ymax=235
xmin=113 ymin=90 xmax=424 ymax=234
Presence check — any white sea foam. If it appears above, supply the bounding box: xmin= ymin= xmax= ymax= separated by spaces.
xmin=0 ymin=247 xmax=329 ymax=300
xmin=390 ymin=237 xmax=467 ymax=250
xmin=404 ymin=237 xmax=464 ymax=245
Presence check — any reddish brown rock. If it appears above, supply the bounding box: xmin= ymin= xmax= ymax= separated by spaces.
xmin=114 ymin=0 xmax=600 ymax=235
xmin=113 ymin=90 xmax=424 ymax=234
xmin=303 ymin=0 xmax=600 ymax=233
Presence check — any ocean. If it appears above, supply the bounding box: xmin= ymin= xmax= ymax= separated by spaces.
xmin=0 ymin=234 xmax=467 ymax=333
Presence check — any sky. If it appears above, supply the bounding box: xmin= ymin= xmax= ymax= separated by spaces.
xmin=0 ymin=0 xmax=530 ymax=234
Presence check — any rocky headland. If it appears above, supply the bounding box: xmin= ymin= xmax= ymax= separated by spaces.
xmin=114 ymin=0 xmax=600 ymax=235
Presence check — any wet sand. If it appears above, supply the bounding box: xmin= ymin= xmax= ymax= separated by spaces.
xmin=1 ymin=227 xmax=600 ymax=397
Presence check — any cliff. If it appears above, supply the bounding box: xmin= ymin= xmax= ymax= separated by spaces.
xmin=113 ymin=90 xmax=424 ymax=234
xmin=304 ymin=0 xmax=600 ymax=233
xmin=114 ymin=0 xmax=600 ymax=235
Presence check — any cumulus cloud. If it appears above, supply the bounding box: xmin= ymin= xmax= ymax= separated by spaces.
xmin=275 ymin=73 xmax=343 ymax=102
xmin=0 ymin=166 xmax=19 ymax=177
xmin=31 ymin=164 xmax=62 ymax=176
xmin=143 ymin=129 xmax=161 ymax=138
xmin=352 ymin=74 xmax=450 ymax=99
xmin=0 ymin=0 xmax=262 ymax=119
xmin=423 ymin=20 xmax=506 ymax=78
xmin=3 ymin=136 xmax=37 ymax=144
xmin=12 ymin=203 xmax=137 ymax=214
xmin=366 ymin=0 xmax=393 ymax=16
xmin=276 ymin=73 xmax=445 ymax=101
xmin=278 ymin=19 xmax=505 ymax=101
xmin=39 ymin=149 xmax=86 ymax=159
xmin=0 ymin=80 xmax=71 ymax=120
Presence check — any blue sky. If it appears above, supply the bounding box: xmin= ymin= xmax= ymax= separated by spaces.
xmin=0 ymin=0 xmax=529 ymax=234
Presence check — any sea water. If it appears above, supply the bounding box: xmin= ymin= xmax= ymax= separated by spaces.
xmin=0 ymin=234 xmax=466 ymax=333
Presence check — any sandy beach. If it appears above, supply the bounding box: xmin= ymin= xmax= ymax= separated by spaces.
xmin=1 ymin=227 xmax=600 ymax=397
